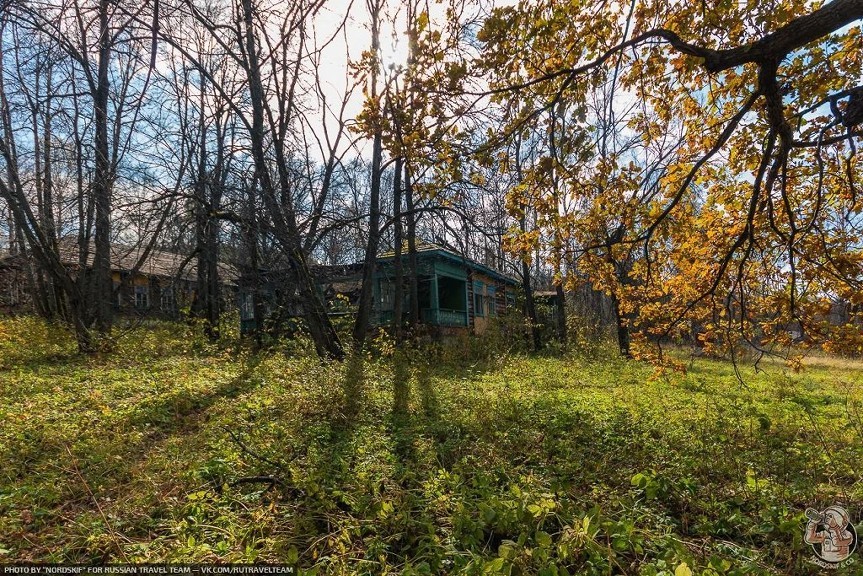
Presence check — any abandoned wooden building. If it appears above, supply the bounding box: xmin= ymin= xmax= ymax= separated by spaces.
xmin=374 ymin=245 xmax=519 ymax=334
xmin=0 ymin=238 xmax=238 ymax=317
xmin=238 ymin=244 xmax=519 ymax=334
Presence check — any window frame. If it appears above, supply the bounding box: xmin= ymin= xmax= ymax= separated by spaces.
xmin=161 ymin=286 xmax=176 ymax=314
xmin=473 ymin=281 xmax=486 ymax=317
xmin=134 ymin=284 xmax=149 ymax=309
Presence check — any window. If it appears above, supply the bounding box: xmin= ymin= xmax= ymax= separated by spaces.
xmin=487 ymin=286 xmax=497 ymax=316
xmin=240 ymin=292 xmax=254 ymax=320
xmin=379 ymin=280 xmax=394 ymax=310
xmin=161 ymin=287 xmax=176 ymax=314
xmin=473 ymin=281 xmax=485 ymax=317
xmin=134 ymin=285 xmax=149 ymax=309
xmin=506 ymin=292 xmax=516 ymax=308
xmin=473 ymin=293 xmax=486 ymax=316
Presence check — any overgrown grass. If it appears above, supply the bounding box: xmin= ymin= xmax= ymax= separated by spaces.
xmin=1 ymin=318 xmax=862 ymax=575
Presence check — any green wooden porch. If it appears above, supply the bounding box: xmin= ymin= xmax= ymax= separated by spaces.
xmin=374 ymin=257 xmax=469 ymax=327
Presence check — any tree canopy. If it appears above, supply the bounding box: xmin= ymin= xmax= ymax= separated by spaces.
xmin=467 ymin=0 xmax=863 ymax=359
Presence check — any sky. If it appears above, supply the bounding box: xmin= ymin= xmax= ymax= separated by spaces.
xmin=309 ymin=0 xmax=518 ymax=157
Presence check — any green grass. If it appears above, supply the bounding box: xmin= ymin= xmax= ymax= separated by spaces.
xmin=1 ymin=318 xmax=862 ymax=575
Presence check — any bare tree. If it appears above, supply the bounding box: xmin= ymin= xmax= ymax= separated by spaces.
xmin=352 ymin=0 xmax=385 ymax=349
xmin=154 ymin=0 xmax=350 ymax=358
xmin=0 ymin=0 xmax=162 ymax=351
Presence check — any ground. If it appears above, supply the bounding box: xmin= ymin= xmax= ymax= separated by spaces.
xmin=1 ymin=317 xmax=862 ymax=575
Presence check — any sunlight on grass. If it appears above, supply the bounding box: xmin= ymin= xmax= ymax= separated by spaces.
xmin=1 ymin=319 xmax=861 ymax=574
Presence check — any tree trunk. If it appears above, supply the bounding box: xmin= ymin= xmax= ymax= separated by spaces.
xmin=192 ymin=80 xmax=221 ymax=340
xmin=522 ymin=258 xmax=542 ymax=352
xmin=353 ymin=129 xmax=383 ymax=348
xmin=610 ymin=291 xmax=631 ymax=357
xmin=42 ymin=69 xmax=64 ymax=319
xmin=193 ymin=81 xmax=208 ymax=325
xmin=352 ymin=0 xmax=384 ymax=350
xmin=205 ymin=190 xmax=222 ymax=340
xmin=404 ymin=162 xmax=419 ymax=330
xmin=240 ymin=0 xmax=342 ymax=359
xmin=520 ymin=212 xmax=542 ymax=352
xmin=92 ymin=0 xmax=113 ymax=336
xmin=555 ymin=282 xmax=567 ymax=345
xmin=246 ymin=177 xmax=264 ymax=349
xmin=392 ymin=156 xmax=404 ymax=341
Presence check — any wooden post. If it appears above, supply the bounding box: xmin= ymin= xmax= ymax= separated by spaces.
xmin=430 ymin=274 xmax=439 ymax=324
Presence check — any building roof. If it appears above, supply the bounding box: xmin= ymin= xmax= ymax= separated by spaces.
xmin=378 ymin=242 xmax=519 ymax=286
xmin=1 ymin=237 xmax=238 ymax=285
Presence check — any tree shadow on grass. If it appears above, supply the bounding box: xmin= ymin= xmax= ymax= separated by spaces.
xmin=0 ymin=350 xmax=86 ymax=376
xmin=340 ymin=354 xmax=365 ymax=427
xmin=296 ymin=352 xmax=421 ymax=488
xmin=390 ymin=352 xmax=414 ymax=462
xmin=1 ymin=354 xmax=271 ymax=560
xmin=302 ymin=353 xmax=366 ymax=468
xmin=279 ymin=355 xmax=367 ymax=537
xmin=8 ymin=354 xmax=266 ymax=485
xmin=123 ymin=355 xmax=264 ymax=436
xmin=385 ymin=353 xmax=446 ymax=468
xmin=414 ymin=360 xmax=440 ymax=420
xmin=393 ymin=352 xmax=410 ymax=418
